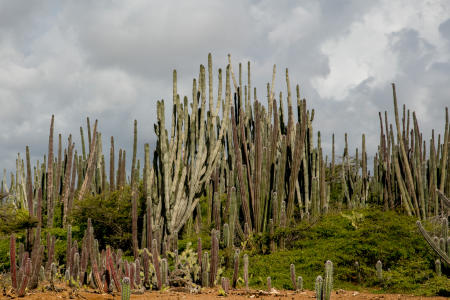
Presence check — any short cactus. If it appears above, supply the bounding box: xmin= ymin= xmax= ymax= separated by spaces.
xmin=354 ymin=261 xmax=361 ymax=284
xmin=232 ymin=249 xmax=239 ymax=288
xmin=297 ymin=276 xmax=303 ymax=291
xmin=315 ymin=275 xmax=323 ymax=300
xmin=10 ymin=234 xmax=17 ymax=289
xmin=17 ymin=258 xmax=32 ymax=297
xmin=376 ymin=260 xmax=383 ymax=281
xmin=243 ymin=254 xmax=249 ymax=290
xmin=161 ymin=258 xmax=168 ymax=287
xmin=121 ymin=277 xmax=131 ymax=300
xmin=435 ymin=259 xmax=441 ymax=276
xmin=290 ymin=263 xmax=296 ymax=290
xmin=202 ymin=252 xmax=209 ymax=287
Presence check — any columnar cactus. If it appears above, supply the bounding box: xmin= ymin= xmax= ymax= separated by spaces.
xmin=17 ymin=258 xmax=32 ymax=297
xmin=151 ymin=239 xmax=162 ymax=290
xmin=50 ymin=262 xmax=57 ymax=286
xmin=106 ymin=246 xmax=121 ymax=292
xmin=10 ymin=234 xmax=17 ymax=289
xmin=354 ymin=261 xmax=361 ymax=284
xmin=376 ymin=260 xmax=383 ymax=281
xmin=297 ymin=276 xmax=303 ymax=292
xmin=290 ymin=263 xmax=296 ymax=290
xmin=243 ymin=254 xmax=249 ymax=290
xmin=324 ymin=260 xmax=333 ymax=300
xmin=221 ymin=277 xmax=229 ymax=294
xmin=135 ymin=258 xmax=141 ymax=286
xmin=435 ymin=259 xmax=441 ymax=276
xmin=209 ymin=229 xmax=219 ymax=286
xmin=142 ymin=248 xmax=150 ymax=288
xmin=130 ymin=262 xmax=135 ymax=289
xmin=223 ymin=223 xmax=230 ymax=248
xmin=315 ymin=275 xmax=323 ymax=300
xmin=202 ymin=251 xmax=209 ymax=287
xmin=161 ymin=258 xmax=168 ymax=287
xmin=121 ymin=277 xmax=131 ymax=300
xmin=232 ymin=250 xmax=239 ymax=288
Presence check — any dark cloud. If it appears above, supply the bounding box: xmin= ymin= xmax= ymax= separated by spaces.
xmin=0 ymin=0 xmax=449 ymax=176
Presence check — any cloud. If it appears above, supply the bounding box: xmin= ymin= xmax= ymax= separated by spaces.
xmin=0 ymin=0 xmax=449 ymax=176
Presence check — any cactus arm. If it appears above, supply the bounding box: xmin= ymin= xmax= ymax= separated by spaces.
xmin=417 ymin=221 xmax=450 ymax=264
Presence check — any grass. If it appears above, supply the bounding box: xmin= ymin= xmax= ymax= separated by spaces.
xmin=219 ymin=208 xmax=449 ymax=296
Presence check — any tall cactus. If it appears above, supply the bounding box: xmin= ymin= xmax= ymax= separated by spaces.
xmin=10 ymin=234 xmax=17 ymax=289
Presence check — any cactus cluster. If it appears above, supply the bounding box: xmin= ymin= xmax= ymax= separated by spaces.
xmin=1 ymin=53 xmax=449 ymax=296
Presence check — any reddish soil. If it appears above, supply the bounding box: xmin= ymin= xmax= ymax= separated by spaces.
xmin=1 ymin=288 xmax=447 ymax=300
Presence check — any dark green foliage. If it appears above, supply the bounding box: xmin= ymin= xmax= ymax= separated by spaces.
xmin=70 ymin=186 xmax=144 ymax=254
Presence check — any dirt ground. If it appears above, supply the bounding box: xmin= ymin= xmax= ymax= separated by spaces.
xmin=1 ymin=288 xmax=448 ymax=300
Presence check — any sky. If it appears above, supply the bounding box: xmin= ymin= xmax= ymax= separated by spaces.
xmin=1 ymin=0 xmax=449 ymax=174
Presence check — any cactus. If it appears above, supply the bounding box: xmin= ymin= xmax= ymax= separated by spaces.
xmin=417 ymin=221 xmax=450 ymax=264
xmin=106 ymin=246 xmax=121 ymax=292
xmin=161 ymin=258 xmax=168 ymax=287
xmin=221 ymin=277 xmax=229 ymax=294
xmin=354 ymin=261 xmax=361 ymax=284
xmin=130 ymin=262 xmax=135 ymax=289
xmin=135 ymin=258 xmax=141 ymax=286
xmin=315 ymin=275 xmax=323 ymax=300
xmin=376 ymin=260 xmax=383 ymax=281
xmin=151 ymin=239 xmax=162 ymax=290
xmin=142 ymin=248 xmax=150 ymax=288
xmin=197 ymin=237 xmax=202 ymax=271
xmin=202 ymin=251 xmax=209 ymax=287
xmin=209 ymin=229 xmax=219 ymax=286
xmin=121 ymin=277 xmax=131 ymax=300
xmin=39 ymin=266 xmax=45 ymax=282
xmin=17 ymin=258 xmax=32 ymax=297
xmin=223 ymin=223 xmax=230 ymax=248
xmin=290 ymin=263 xmax=296 ymax=290
xmin=65 ymin=268 xmax=70 ymax=282
xmin=297 ymin=276 xmax=303 ymax=292
xmin=243 ymin=254 xmax=249 ymax=290
xmin=232 ymin=249 xmax=239 ymax=288
xmin=10 ymin=234 xmax=17 ymax=289
xmin=435 ymin=259 xmax=441 ymax=276
xmin=50 ymin=262 xmax=57 ymax=286
xmin=324 ymin=260 xmax=333 ymax=300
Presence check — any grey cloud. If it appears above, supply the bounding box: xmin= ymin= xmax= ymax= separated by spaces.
xmin=0 ymin=0 xmax=449 ymax=176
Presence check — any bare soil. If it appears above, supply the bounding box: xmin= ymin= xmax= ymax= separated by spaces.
xmin=1 ymin=287 xmax=448 ymax=300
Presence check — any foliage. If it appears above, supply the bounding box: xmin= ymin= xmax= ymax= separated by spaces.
xmin=0 ymin=204 xmax=37 ymax=234
xmin=223 ymin=208 xmax=449 ymax=295
xmin=69 ymin=186 xmax=145 ymax=254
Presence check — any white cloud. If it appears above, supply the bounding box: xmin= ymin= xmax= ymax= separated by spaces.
xmin=312 ymin=0 xmax=450 ymax=100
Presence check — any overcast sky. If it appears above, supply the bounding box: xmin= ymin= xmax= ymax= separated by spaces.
xmin=1 ymin=0 xmax=449 ymax=174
